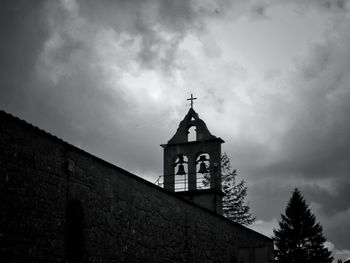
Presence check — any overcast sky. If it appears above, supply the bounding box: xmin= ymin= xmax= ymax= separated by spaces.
xmin=1 ymin=0 xmax=350 ymax=261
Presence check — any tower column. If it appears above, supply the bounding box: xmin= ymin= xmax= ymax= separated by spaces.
xmin=163 ymin=151 xmax=175 ymax=192
xmin=209 ymin=148 xmax=222 ymax=191
xmin=187 ymin=156 xmax=197 ymax=191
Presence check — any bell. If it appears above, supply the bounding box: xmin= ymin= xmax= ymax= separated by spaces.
xmin=176 ymin=164 xmax=186 ymax=175
xmin=198 ymin=162 xmax=208 ymax=174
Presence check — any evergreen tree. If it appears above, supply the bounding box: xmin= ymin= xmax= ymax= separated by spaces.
xmin=273 ymin=188 xmax=333 ymax=263
xmin=203 ymin=152 xmax=255 ymax=225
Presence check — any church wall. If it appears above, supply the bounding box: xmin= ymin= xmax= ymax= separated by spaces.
xmin=0 ymin=111 xmax=272 ymax=263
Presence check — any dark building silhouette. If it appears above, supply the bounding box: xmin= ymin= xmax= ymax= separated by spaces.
xmin=0 ymin=108 xmax=272 ymax=262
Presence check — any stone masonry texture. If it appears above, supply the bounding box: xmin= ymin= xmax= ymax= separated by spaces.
xmin=0 ymin=110 xmax=272 ymax=263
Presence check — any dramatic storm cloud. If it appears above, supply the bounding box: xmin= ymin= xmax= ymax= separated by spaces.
xmin=1 ymin=0 xmax=350 ymax=261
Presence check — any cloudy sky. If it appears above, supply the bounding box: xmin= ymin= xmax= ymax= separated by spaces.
xmin=1 ymin=0 xmax=350 ymax=261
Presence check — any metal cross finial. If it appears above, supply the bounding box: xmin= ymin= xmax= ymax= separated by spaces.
xmin=187 ymin=93 xmax=197 ymax=108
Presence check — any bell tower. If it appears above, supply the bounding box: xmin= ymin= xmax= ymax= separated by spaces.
xmin=160 ymin=94 xmax=224 ymax=214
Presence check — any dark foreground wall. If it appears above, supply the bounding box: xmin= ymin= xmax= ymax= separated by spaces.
xmin=0 ymin=111 xmax=272 ymax=263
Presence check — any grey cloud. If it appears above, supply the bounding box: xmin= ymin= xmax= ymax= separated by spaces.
xmin=238 ymin=21 xmax=350 ymax=250
xmin=303 ymin=183 xmax=350 ymax=216
xmin=0 ymin=0 xmax=48 ymax=111
xmin=74 ymin=0 xmax=202 ymax=70
xmin=271 ymin=39 xmax=350 ymax=179
xmin=313 ymin=0 xmax=350 ymax=11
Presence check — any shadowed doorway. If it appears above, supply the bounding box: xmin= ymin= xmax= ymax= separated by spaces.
xmin=65 ymin=199 xmax=84 ymax=263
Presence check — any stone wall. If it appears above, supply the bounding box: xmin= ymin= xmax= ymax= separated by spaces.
xmin=0 ymin=111 xmax=272 ymax=263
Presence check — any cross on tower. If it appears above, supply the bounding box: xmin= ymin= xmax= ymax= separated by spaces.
xmin=187 ymin=93 xmax=197 ymax=108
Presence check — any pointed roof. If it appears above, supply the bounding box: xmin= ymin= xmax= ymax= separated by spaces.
xmin=166 ymin=108 xmax=224 ymax=145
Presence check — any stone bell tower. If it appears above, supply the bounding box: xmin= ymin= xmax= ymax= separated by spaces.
xmin=161 ymin=94 xmax=224 ymax=214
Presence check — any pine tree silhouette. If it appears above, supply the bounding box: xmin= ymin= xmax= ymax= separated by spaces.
xmin=273 ymin=188 xmax=333 ymax=263
xmin=202 ymin=153 xmax=255 ymax=225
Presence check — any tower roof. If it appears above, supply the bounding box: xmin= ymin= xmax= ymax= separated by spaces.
xmin=166 ymin=108 xmax=224 ymax=145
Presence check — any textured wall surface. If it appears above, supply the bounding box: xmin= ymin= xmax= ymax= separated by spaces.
xmin=0 ymin=111 xmax=272 ymax=263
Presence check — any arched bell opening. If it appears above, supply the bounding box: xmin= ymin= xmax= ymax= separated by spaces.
xmin=187 ymin=126 xmax=196 ymax=142
xmin=174 ymin=155 xmax=188 ymax=191
xmin=195 ymin=153 xmax=210 ymax=189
